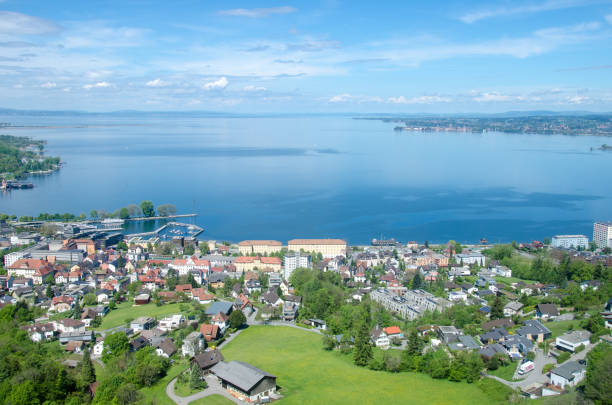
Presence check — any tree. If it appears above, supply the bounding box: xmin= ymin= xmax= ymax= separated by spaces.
xmin=115 ymin=383 xmax=141 ymax=405
xmin=72 ymin=299 xmax=81 ymax=320
xmin=189 ymin=364 xmax=207 ymax=390
xmin=406 ymin=329 xmax=424 ymax=356
xmin=543 ymin=237 xmax=550 ymax=245
xmin=83 ymin=292 xmax=97 ymax=306
xmin=140 ymin=200 xmax=155 ymax=217
xmin=490 ymin=296 xmax=504 ymax=320
xmin=102 ymin=331 xmax=129 ymax=362
xmin=229 ymin=310 xmax=246 ymax=329
xmin=39 ymin=223 xmax=59 ymax=237
xmin=183 ymin=244 xmax=195 ymax=255
xmin=199 ymin=243 xmax=210 ymax=255
xmin=585 ymin=343 xmax=612 ymax=404
xmin=424 ymin=240 xmax=429 ymax=248
xmin=90 ymin=209 xmax=99 ymax=218
xmin=353 ymin=321 xmax=373 ymax=366
xmin=156 ymin=204 xmax=177 ymax=217
xmin=412 ymin=273 xmax=423 ymax=290
xmin=119 ymin=207 xmax=130 ymax=219
xmin=80 ymin=348 xmax=96 ymax=385
xmin=46 ymin=284 xmax=54 ymax=299
xmin=126 ymin=204 xmax=141 ymax=217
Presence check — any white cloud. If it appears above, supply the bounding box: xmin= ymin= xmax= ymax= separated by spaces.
xmin=0 ymin=11 xmax=61 ymax=35
xmin=605 ymin=14 xmax=612 ymax=25
xmin=83 ymin=81 xmax=111 ymax=90
xmin=40 ymin=82 xmax=57 ymax=88
xmin=387 ymin=95 xmax=452 ymax=104
xmin=460 ymin=0 xmax=585 ymax=24
xmin=329 ymin=94 xmax=353 ymax=103
xmin=566 ymin=95 xmax=590 ymax=104
xmin=218 ymin=6 xmax=297 ymax=18
xmin=203 ymin=77 xmax=228 ymax=90
xmin=146 ymin=78 xmax=167 ymax=87
xmin=473 ymin=92 xmax=525 ymax=102
xmin=62 ymin=87 xmax=71 ymax=92
xmin=243 ymin=85 xmax=266 ymax=92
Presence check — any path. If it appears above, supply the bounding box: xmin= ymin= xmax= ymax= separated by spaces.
xmin=166 ymin=374 xmax=241 ymax=405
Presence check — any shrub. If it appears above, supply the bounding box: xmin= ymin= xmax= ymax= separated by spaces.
xmin=542 ymin=363 xmax=555 ymax=374
xmin=575 ymin=344 xmax=585 ymax=353
xmin=557 ymin=351 xmax=571 ymax=364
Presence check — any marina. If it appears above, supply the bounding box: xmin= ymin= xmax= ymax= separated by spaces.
xmin=127 ymin=221 xmax=204 ymax=241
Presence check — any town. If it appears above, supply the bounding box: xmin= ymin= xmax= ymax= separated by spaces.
xmin=0 ymin=215 xmax=610 ymax=405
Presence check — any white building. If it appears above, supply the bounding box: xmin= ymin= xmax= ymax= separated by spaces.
xmin=455 ymin=252 xmax=486 ymax=266
xmin=158 ymin=314 xmax=185 ymax=332
xmin=555 ymin=330 xmax=590 ymax=352
xmin=593 ymin=222 xmax=612 ymax=249
xmin=448 ymin=291 xmax=468 ymax=302
xmin=550 ymin=361 xmax=586 ymax=388
xmin=551 ymin=235 xmax=589 ymax=249
xmin=283 ymin=252 xmax=311 ymax=281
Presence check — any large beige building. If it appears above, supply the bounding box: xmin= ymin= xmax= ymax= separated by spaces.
xmin=593 ymin=222 xmax=612 ymax=249
xmin=237 ymin=240 xmax=283 ymax=255
xmin=234 ymin=256 xmax=282 ymax=273
xmin=287 ymin=239 xmax=347 ymax=258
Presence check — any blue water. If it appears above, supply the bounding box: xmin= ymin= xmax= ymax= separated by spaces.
xmin=0 ymin=114 xmax=610 ymax=244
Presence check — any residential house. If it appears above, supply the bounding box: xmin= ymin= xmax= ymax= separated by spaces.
xmin=130 ymin=336 xmax=149 ymax=351
xmin=383 ymin=326 xmax=403 ymax=340
xmin=555 ymin=330 xmax=591 ymax=353
xmin=479 ymin=327 xmax=509 ymax=344
xmin=50 ymin=295 xmax=74 ymax=313
xmin=502 ymin=335 xmax=534 ymax=359
xmin=191 ymin=349 xmax=224 ymax=374
xmin=504 ymin=301 xmax=524 ymax=317
xmin=134 ymin=293 xmax=150 ymax=305
xmin=155 ymin=338 xmax=177 ymax=358
xmin=65 ymin=340 xmax=85 ymax=353
xmin=23 ymin=323 xmax=56 ymax=342
xmin=448 ymin=290 xmax=468 ymax=302
xmin=448 ymin=335 xmax=481 ymax=351
xmin=245 ymin=279 xmax=262 ymax=294
xmin=211 ymin=361 xmax=277 ymax=403
xmin=550 ymin=361 xmax=587 ymax=388
xmin=536 ymin=304 xmax=559 ymax=321
xmin=211 ymin=312 xmax=229 ymax=334
xmin=479 ymin=343 xmax=508 ymax=361
xmin=518 ymin=320 xmax=552 ymax=342
xmin=482 ymin=318 xmax=514 ymax=331
xmin=200 ymin=324 xmax=221 ymax=342
xmin=370 ymin=325 xmax=390 ymax=349
xmin=54 ymin=318 xmax=86 ymax=333
xmin=205 ymin=301 xmax=233 ymax=317
xmin=282 ymin=302 xmax=298 ymax=321
xmin=437 ymin=325 xmax=461 ymax=344
xmin=182 ymin=331 xmax=205 ymax=358
xmin=261 ymin=290 xmax=283 ymax=307
xmin=130 ymin=316 xmax=155 ymax=332
xmin=158 ymin=314 xmax=185 ymax=332
xmin=191 ymin=288 xmax=214 ymax=304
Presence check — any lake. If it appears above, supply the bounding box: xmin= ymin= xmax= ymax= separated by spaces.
xmin=1 ymin=113 xmax=610 ymax=244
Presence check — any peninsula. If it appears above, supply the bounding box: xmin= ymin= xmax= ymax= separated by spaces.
xmin=370 ymin=114 xmax=612 ymax=136
xmin=0 ymin=134 xmax=61 ymax=187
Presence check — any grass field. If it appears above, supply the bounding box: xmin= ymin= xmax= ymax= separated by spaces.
xmin=487 ymin=362 xmax=517 ymax=381
xmin=174 ymin=371 xmax=200 ymax=397
xmin=139 ymin=359 xmax=189 ymax=405
xmin=220 ymin=326 xmax=500 ymax=405
xmin=188 ymin=395 xmax=234 ymax=405
xmin=96 ymin=301 xmax=188 ymax=330
xmin=546 ymin=319 xmax=582 ymax=338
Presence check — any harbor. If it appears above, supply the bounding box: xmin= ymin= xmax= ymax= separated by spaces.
xmin=127 ymin=221 xmax=204 ymax=241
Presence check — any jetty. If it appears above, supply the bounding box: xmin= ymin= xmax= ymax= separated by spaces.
xmin=124 ymin=213 xmax=197 ymax=222
xmin=127 ymin=221 xmax=203 ymax=240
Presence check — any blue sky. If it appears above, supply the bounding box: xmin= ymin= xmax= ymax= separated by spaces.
xmin=1 ymin=0 xmax=612 ymax=113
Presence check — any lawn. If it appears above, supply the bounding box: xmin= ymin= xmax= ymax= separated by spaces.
xmin=189 ymin=395 xmax=235 ymax=405
xmin=487 ymin=362 xmax=517 ymax=381
xmin=545 ymin=319 xmax=583 ymax=338
xmin=174 ymin=370 xmax=200 ymax=397
xmin=96 ymin=301 xmax=189 ymax=330
xmin=139 ymin=359 xmax=189 ymax=405
xmin=220 ymin=326 xmax=500 ymax=405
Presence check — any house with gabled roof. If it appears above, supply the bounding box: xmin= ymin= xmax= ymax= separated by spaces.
xmin=211 ymin=361 xmax=277 ymax=402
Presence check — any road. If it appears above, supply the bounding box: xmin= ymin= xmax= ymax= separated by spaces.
xmin=486 ymin=344 xmax=593 ymax=390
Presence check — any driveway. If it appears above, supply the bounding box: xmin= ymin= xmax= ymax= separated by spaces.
xmin=166 ymin=374 xmax=241 ymax=405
